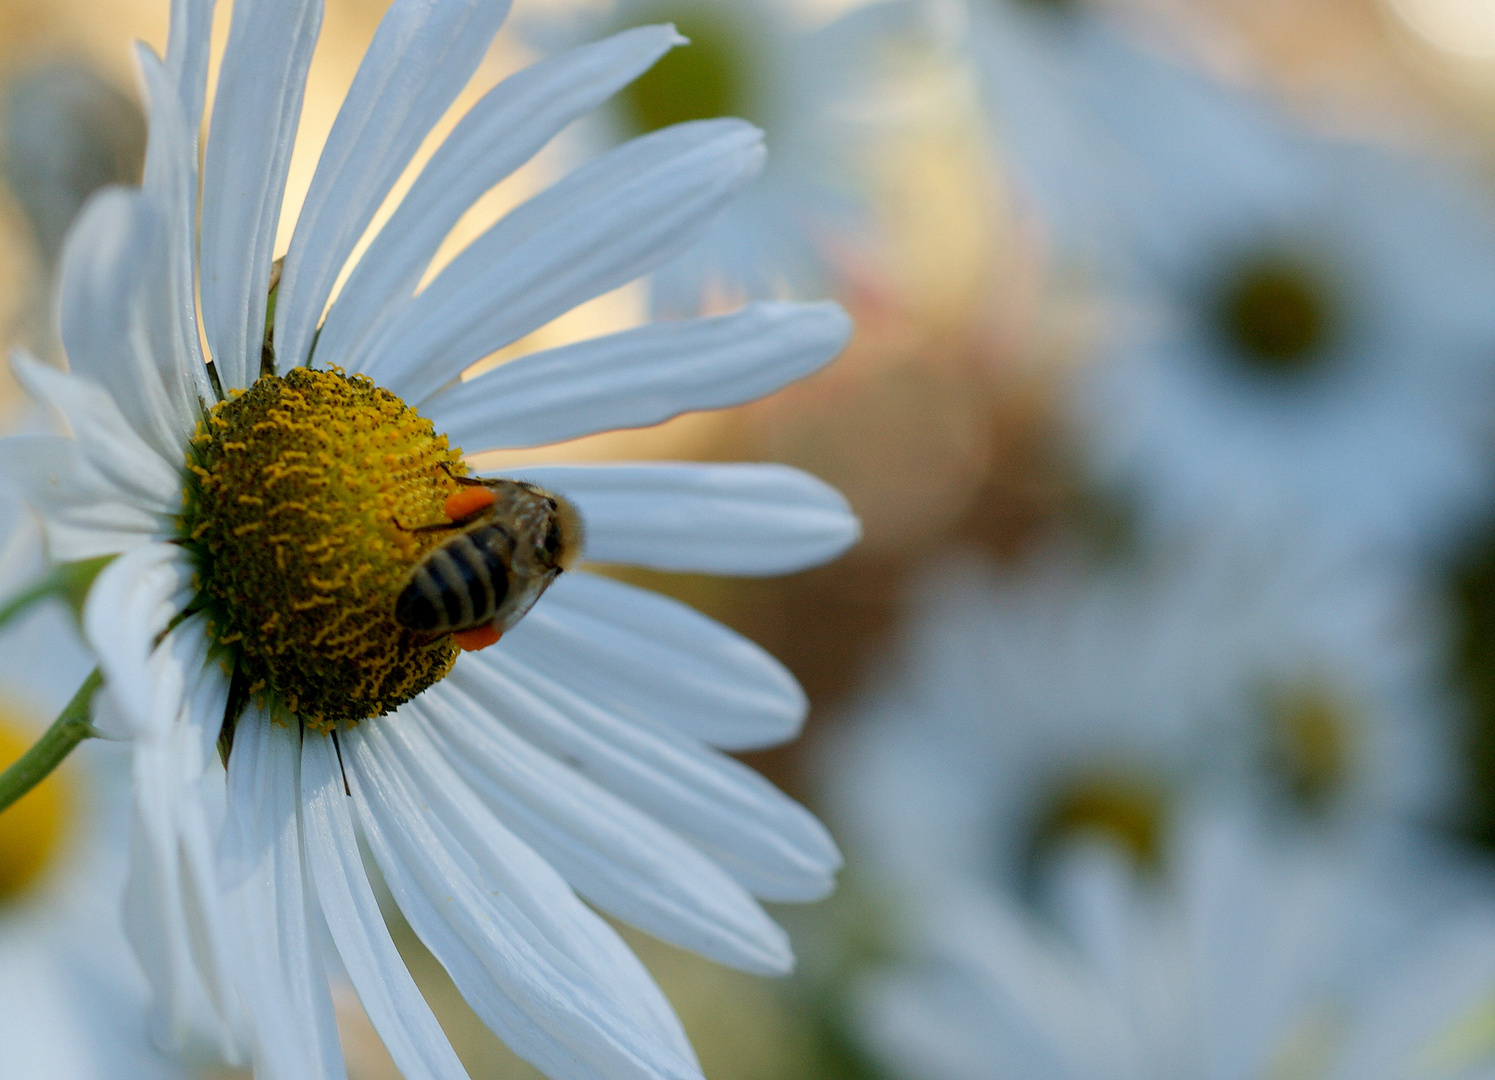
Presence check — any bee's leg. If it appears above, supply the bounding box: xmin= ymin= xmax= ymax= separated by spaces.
xmin=438 ymin=461 xmax=487 ymax=487
xmin=392 ymin=516 xmax=466 ymax=533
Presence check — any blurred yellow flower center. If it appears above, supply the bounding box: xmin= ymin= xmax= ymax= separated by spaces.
xmin=0 ymin=709 xmax=69 ymax=902
xmin=1217 ymin=256 xmax=1337 ymax=375
xmin=1028 ymin=772 xmax=1166 ymax=871
xmin=1265 ymin=683 xmax=1351 ymax=811
xmin=182 ymin=368 xmax=469 ymax=728
xmin=619 ymin=9 xmax=758 ymax=133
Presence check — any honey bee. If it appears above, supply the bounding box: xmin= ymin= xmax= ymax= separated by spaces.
xmin=395 ymin=473 xmax=584 ymax=651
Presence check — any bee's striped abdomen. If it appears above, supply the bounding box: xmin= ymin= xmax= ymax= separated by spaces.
xmin=396 ymin=525 xmax=512 ymax=633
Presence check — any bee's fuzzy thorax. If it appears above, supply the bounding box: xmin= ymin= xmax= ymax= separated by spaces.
xmin=551 ymin=495 xmax=586 ymax=572
xmin=180 ymin=367 xmax=469 ymax=728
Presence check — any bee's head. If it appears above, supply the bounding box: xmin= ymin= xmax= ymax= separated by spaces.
xmin=545 ymin=494 xmax=586 ymax=572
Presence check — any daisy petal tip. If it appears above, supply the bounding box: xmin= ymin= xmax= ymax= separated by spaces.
xmin=767 ymin=299 xmax=854 ymax=374
xmin=705 ymin=116 xmax=766 ymax=154
xmin=809 ymin=485 xmax=862 ymax=564
xmin=130 ymin=37 xmax=164 ymax=76
xmin=7 ymin=354 xmax=77 ymax=430
xmin=812 ymin=299 xmax=855 ymax=352
xmin=783 ymin=679 xmax=811 ymax=736
xmin=708 ymin=123 xmax=766 ymax=183
xmin=769 ymin=463 xmax=862 ymax=564
xmin=754 ymin=939 xmax=797 ymax=978
xmin=810 ymin=840 xmax=847 ymax=889
xmin=839 ymin=510 xmax=864 ymax=555
xmin=651 ymin=22 xmax=689 ymax=49
xmin=86 ymin=685 xmax=134 ymax=742
xmin=804 ymin=817 xmax=847 ymax=877
xmin=9 ymin=349 xmax=45 ymax=383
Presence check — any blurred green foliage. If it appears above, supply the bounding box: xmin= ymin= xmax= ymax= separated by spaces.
xmin=618 ymin=8 xmax=760 ymax=134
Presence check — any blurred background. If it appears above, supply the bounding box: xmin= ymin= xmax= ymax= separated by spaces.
xmin=13 ymin=0 xmax=1495 ymax=1077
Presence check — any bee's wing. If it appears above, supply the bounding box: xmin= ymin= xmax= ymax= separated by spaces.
xmin=491 ymin=569 xmax=560 ymax=634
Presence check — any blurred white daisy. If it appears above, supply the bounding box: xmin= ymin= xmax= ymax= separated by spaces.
xmin=857 ymin=807 xmax=1495 ymax=1080
xmin=1064 ymin=41 xmax=1495 ymax=556
xmin=820 ymin=540 xmax=1455 ymax=900
xmin=963 ymin=0 xmax=1132 ymax=267
xmin=1 ymin=1 xmax=859 ymax=1079
xmin=0 ymin=494 xmax=207 ymax=1080
xmin=536 ymin=0 xmax=947 ymax=315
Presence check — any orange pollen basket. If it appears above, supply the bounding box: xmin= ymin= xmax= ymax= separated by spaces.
xmin=453 ymin=625 xmax=502 ymax=652
xmin=443 ymin=486 xmax=497 ymax=522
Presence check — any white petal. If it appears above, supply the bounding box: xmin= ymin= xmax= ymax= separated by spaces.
xmin=859 ymin=890 xmax=1120 ymax=1080
xmin=0 ymin=942 xmax=97 ymax=1080
xmin=0 ymin=435 xmax=165 ymax=560
xmin=359 ymin=119 xmax=765 ymax=402
xmin=365 ymin=714 xmax=694 ymax=1061
xmin=427 ymin=301 xmax=852 ymax=451
xmin=221 ymin=717 xmax=346 ymax=1080
xmin=56 ymin=46 xmax=213 ymax=460
xmin=1337 ymin=910 xmax=1495 ymax=1075
xmin=82 ymin=543 xmax=195 ymax=734
xmin=123 ymin=616 xmax=239 ymax=1058
xmin=317 ymin=24 xmax=684 ymax=370
xmin=506 ymin=462 xmax=860 ymax=575
xmin=300 ymin=734 xmax=469 ymax=1080
xmin=199 ymin=0 xmax=322 ymax=391
xmin=137 ymin=46 xmax=215 ymax=409
xmin=504 ymin=571 xmax=806 ymax=751
xmin=164 ymin=0 xmax=214 ymax=132
xmin=419 ymin=681 xmax=795 ymax=974
xmin=12 ymin=355 xmax=183 ymax=519
xmin=450 ymin=649 xmax=841 ymax=903
xmin=276 ymin=0 xmax=511 ymax=369
xmin=55 ymin=187 xmax=192 ymax=462
xmin=345 ymin=721 xmax=704 ymax=1080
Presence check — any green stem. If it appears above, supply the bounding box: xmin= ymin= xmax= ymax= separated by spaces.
xmin=0 ymin=555 xmax=113 ymax=630
xmin=0 ymin=667 xmax=102 ymax=815
xmin=0 ymin=574 xmax=62 ymax=629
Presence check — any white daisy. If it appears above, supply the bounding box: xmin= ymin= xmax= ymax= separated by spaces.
xmin=857 ymin=807 xmax=1495 ymax=1080
xmin=1061 ymin=39 xmax=1495 ymax=556
xmin=0 ymin=59 xmax=147 ymax=371
xmin=1 ymin=59 xmax=146 ymax=278
xmin=535 ymin=0 xmax=946 ymax=316
xmin=0 ymin=492 xmax=207 ymax=1080
xmin=964 ymin=0 xmax=1133 ymax=267
xmin=819 ymin=539 xmax=1455 ymax=899
xmin=1 ymin=1 xmax=859 ymax=1078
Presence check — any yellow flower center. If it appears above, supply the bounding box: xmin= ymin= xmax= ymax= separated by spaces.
xmin=1216 ymin=255 xmax=1338 ymax=376
xmin=181 ymin=368 xmax=469 ymax=728
xmin=1264 ymin=682 xmax=1352 ymax=811
xmin=0 ymin=708 xmax=69 ymax=902
xmin=618 ymin=7 xmax=760 ymax=134
xmin=1027 ymin=771 xmax=1167 ymax=873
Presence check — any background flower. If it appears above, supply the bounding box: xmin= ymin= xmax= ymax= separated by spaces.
xmin=820 ymin=535 xmax=1458 ymax=903
xmin=0 ymin=491 xmax=216 ymax=1080
xmin=1058 ymin=34 xmax=1495 ymax=560
xmin=528 ymin=0 xmax=961 ymax=316
xmin=857 ymin=807 xmax=1495 ymax=1080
